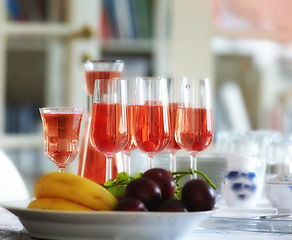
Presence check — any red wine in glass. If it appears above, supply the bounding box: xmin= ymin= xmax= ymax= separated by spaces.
xmin=133 ymin=77 xmax=170 ymax=170
xmin=90 ymin=79 xmax=128 ymax=181
xmin=40 ymin=107 xmax=84 ymax=172
xmin=175 ymin=78 xmax=213 ymax=178
xmin=90 ymin=102 xmax=128 ymax=156
xmin=176 ymin=108 xmax=213 ymax=152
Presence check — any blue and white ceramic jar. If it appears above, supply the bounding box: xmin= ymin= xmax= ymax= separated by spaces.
xmin=221 ymin=152 xmax=266 ymax=208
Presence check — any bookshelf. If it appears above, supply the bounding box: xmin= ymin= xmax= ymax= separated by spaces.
xmin=0 ymin=0 xmax=100 ymax=147
xmin=0 ymin=0 xmax=100 ymax=193
xmin=99 ymin=0 xmax=170 ymax=77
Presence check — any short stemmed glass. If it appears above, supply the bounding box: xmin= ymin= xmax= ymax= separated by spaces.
xmin=166 ymin=78 xmax=181 ymax=172
xmin=175 ymin=78 xmax=213 ymax=177
xmin=39 ymin=107 xmax=84 ymax=172
xmin=90 ymin=79 xmax=128 ymax=181
xmin=133 ymin=77 xmax=170 ymax=170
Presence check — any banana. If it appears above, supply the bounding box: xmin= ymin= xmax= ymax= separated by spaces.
xmin=34 ymin=172 xmax=118 ymax=211
xmin=28 ymin=198 xmax=95 ymax=211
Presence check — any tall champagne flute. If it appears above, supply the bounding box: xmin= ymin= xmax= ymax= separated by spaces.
xmin=117 ymin=77 xmax=136 ymax=175
xmin=133 ymin=77 xmax=170 ymax=170
xmin=166 ymin=78 xmax=181 ymax=172
xmin=175 ymin=78 xmax=213 ymax=177
xmin=39 ymin=107 xmax=84 ymax=172
xmin=90 ymin=79 xmax=128 ymax=181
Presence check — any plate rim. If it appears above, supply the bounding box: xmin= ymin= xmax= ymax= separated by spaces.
xmin=1 ymin=199 xmax=217 ymax=216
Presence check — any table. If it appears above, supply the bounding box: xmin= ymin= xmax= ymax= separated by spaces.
xmin=0 ymin=208 xmax=291 ymax=240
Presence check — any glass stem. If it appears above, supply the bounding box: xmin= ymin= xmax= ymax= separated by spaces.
xmin=190 ymin=152 xmax=198 ymax=179
xmin=59 ymin=167 xmax=66 ymax=173
xmin=147 ymin=155 xmax=154 ymax=170
xmin=123 ymin=152 xmax=131 ymax=176
xmin=105 ymin=157 xmax=112 ymax=182
xmin=87 ymin=95 xmax=93 ymax=113
xmin=169 ymin=152 xmax=177 ymax=172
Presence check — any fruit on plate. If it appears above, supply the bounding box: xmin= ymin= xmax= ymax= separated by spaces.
xmin=124 ymin=177 xmax=162 ymax=210
xmin=105 ymin=168 xmax=217 ymax=212
xmin=142 ymin=168 xmax=176 ymax=201
xmin=28 ymin=198 xmax=95 ymax=211
xmin=156 ymin=199 xmax=187 ymax=212
xmin=114 ymin=197 xmax=147 ymax=211
xmin=29 ymin=172 xmax=118 ymax=211
xmin=182 ymin=179 xmax=216 ymax=211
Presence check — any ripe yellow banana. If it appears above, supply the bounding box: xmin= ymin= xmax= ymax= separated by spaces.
xmin=34 ymin=172 xmax=118 ymax=211
xmin=28 ymin=198 xmax=94 ymax=211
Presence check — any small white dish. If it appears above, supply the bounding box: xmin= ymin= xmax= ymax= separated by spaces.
xmin=266 ymin=173 xmax=292 ymax=213
xmin=1 ymin=200 xmax=216 ymax=240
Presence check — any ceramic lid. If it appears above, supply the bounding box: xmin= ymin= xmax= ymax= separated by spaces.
xmin=266 ymin=173 xmax=292 ymax=184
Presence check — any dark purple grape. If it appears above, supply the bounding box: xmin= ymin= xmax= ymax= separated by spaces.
xmin=142 ymin=168 xmax=176 ymax=200
xmin=182 ymin=179 xmax=216 ymax=211
xmin=157 ymin=199 xmax=188 ymax=212
xmin=125 ymin=177 xmax=162 ymax=210
xmin=115 ymin=198 xmax=148 ymax=211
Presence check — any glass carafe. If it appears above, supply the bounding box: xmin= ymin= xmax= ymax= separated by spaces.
xmin=78 ymin=60 xmax=124 ymax=184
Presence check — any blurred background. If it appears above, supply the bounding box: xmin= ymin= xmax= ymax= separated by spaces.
xmin=1 ymin=0 xmax=292 ymax=194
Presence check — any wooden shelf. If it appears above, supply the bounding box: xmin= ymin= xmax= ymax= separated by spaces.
xmin=101 ymin=39 xmax=153 ymax=54
xmin=213 ymin=27 xmax=292 ymax=42
xmin=0 ymin=22 xmax=73 ymax=37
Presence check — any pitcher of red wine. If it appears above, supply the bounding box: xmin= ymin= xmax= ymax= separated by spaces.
xmin=78 ymin=60 xmax=124 ymax=184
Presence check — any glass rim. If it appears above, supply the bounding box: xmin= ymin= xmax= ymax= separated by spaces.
xmin=39 ymin=107 xmax=84 ymax=113
xmin=82 ymin=60 xmax=124 ymax=72
xmin=82 ymin=59 xmax=123 ymax=64
xmin=135 ymin=76 xmax=168 ymax=81
xmin=179 ymin=77 xmax=210 ymax=80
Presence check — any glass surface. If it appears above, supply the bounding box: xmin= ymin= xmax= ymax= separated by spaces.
xmin=90 ymin=79 xmax=128 ymax=181
xmin=175 ymin=78 xmax=213 ymax=177
xmin=39 ymin=107 xmax=84 ymax=172
xmin=133 ymin=77 xmax=170 ymax=170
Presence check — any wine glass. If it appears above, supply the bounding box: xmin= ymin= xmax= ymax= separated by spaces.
xmin=116 ymin=77 xmax=136 ymax=175
xmin=133 ymin=77 xmax=170 ymax=170
xmin=166 ymin=78 xmax=181 ymax=172
xmin=90 ymin=78 xmax=128 ymax=181
xmin=175 ymin=78 xmax=213 ymax=177
xmin=39 ymin=107 xmax=84 ymax=172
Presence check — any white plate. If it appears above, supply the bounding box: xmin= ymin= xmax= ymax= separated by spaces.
xmin=1 ymin=200 xmax=216 ymax=240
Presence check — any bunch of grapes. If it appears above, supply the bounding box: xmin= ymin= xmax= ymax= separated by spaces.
xmin=103 ymin=168 xmax=216 ymax=212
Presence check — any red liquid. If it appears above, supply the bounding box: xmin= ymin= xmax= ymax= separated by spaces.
xmin=175 ymin=108 xmax=213 ymax=153
xmin=166 ymin=103 xmax=181 ymax=152
xmin=123 ymin=105 xmax=136 ymax=153
xmin=134 ymin=104 xmax=169 ymax=156
xmin=84 ymin=71 xmax=121 ymax=96
xmin=90 ymin=103 xmax=128 ymax=156
xmin=41 ymin=113 xmax=83 ymax=168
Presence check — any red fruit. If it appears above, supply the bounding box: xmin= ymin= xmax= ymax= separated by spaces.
xmin=157 ymin=199 xmax=187 ymax=212
xmin=125 ymin=177 xmax=162 ymax=210
xmin=115 ymin=198 xmax=147 ymax=211
xmin=142 ymin=141 xmax=156 ymax=152
xmin=142 ymin=168 xmax=176 ymax=200
xmin=182 ymin=179 xmax=215 ymax=211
